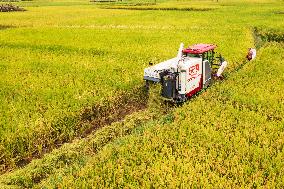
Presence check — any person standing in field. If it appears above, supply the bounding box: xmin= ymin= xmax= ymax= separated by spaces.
xmin=216 ymin=55 xmax=227 ymax=80
xmin=247 ymin=48 xmax=257 ymax=61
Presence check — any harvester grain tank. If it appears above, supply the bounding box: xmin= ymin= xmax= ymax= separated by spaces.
xmin=143 ymin=43 xmax=227 ymax=103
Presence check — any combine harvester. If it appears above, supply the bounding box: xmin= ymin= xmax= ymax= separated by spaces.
xmin=144 ymin=43 xmax=227 ymax=103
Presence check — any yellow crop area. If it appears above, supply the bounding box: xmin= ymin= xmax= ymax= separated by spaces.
xmin=0 ymin=0 xmax=283 ymax=188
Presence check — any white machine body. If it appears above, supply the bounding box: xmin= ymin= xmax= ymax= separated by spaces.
xmin=143 ymin=43 xmax=226 ymax=102
xmin=177 ymin=57 xmax=203 ymax=95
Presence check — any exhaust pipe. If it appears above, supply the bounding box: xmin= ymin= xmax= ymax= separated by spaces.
xmin=177 ymin=43 xmax=184 ymax=59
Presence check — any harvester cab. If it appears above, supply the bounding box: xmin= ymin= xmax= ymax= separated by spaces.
xmin=143 ymin=43 xmax=227 ymax=103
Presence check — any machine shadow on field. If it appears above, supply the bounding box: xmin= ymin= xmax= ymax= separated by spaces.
xmin=0 ymin=42 xmax=108 ymax=56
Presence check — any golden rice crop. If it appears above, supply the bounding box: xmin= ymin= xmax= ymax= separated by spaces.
xmin=0 ymin=0 xmax=283 ymax=186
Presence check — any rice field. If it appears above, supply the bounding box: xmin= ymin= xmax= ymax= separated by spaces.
xmin=0 ymin=0 xmax=283 ymax=187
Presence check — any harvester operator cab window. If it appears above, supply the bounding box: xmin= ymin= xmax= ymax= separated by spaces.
xmin=202 ymin=50 xmax=214 ymax=64
xmin=187 ymin=53 xmax=202 ymax=58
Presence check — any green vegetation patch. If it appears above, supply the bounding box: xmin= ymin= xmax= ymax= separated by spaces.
xmin=255 ymin=27 xmax=284 ymax=43
xmin=102 ymin=6 xmax=213 ymax=11
xmin=0 ymin=0 xmax=20 ymax=2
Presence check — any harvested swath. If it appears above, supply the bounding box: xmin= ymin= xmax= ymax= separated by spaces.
xmin=90 ymin=0 xmax=117 ymax=3
xmin=0 ymin=0 xmax=19 ymax=2
xmin=92 ymin=2 xmax=156 ymax=6
xmin=122 ymin=3 xmax=156 ymax=6
xmin=102 ymin=6 xmax=214 ymax=11
xmin=0 ymin=4 xmax=25 ymax=12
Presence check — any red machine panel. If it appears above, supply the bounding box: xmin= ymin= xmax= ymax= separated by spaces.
xmin=183 ymin=44 xmax=217 ymax=54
